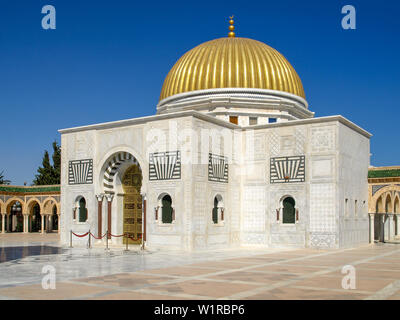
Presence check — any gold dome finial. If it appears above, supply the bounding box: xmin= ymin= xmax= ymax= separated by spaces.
xmin=228 ymin=15 xmax=235 ymax=37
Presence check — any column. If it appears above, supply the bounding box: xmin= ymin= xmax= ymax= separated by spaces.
xmin=388 ymin=214 xmax=394 ymax=241
xmin=57 ymin=214 xmax=61 ymax=234
xmin=381 ymin=214 xmax=385 ymax=242
xmin=41 ymin=215 xmax=44 ymax=234
xmin=106 ymin=194 xmax=114 ymax=239
xmin=23 ymin=214 xmax=28 ymax=233
xmin=12 ymin=215 xmax=16 ymax=232
xmin=396 ymin=214 xmax=400 ymax=236
xmin=369 ymin=213 xmax=375 ymax=243
xmin=1 ymin=214 xmax=5 ymax=233
xmin=96 ymin=194 xmax=104 ymax=239
xmin=48 ymin=215 xmax=52 ymax=232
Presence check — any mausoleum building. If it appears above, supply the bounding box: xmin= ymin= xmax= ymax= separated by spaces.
xmin=59 ymin=19 xmax=372 ymax=250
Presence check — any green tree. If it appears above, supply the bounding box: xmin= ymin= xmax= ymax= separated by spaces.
xmin=51 ymin=141 xmax=61 ymax=183
xmin=33 ymin=141 xmax=61 ymax=185
xmin=0 ymin=170 xmax=11 ymax=185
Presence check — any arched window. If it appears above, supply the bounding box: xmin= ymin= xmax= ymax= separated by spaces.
xmin=78 ymin=197 xmax=87 ymax=222
xmin=282 ymin=197 xmax=296 ymax=224
xmin=212 ymin=197 xmax=218 ymax=224
xmin=212 ymin=195 xmax=224 ymax=224
xmin=161 ymin=195 xmax=173 ymax=223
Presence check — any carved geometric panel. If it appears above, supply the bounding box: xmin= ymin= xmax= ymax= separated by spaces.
xmin=208 ymin=153 xmax=228 ymax=183
xmin=268 ymin=132 xmax=279 ymax=156
xmin=310 ymin=184 xmax=336 ymax=233
xmin=149 ymin=151 xmax=181 ymax=180
xmin=309 ymin=232 xmax=336 ymax=248
xmin=68 ymin=159 xmax=93 ymax=185
xmin=295 ymin=127 xmax=306 ymax=154
xmin=311 ymin=127 xmax=335 ymax=153
xmin=243 ymin=186 xmax=265 ymax=233
xmin=372 ymin=185 xmax=388 ymax=196
xmin=270 ymin=156 xmax=305 ymax=183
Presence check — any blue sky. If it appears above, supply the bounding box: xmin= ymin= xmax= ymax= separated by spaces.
xmin=0 ymin=0 xmax=399 ymax=185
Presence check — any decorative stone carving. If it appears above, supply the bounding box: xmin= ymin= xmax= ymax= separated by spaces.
xmin=311 ymin=127 xmax=335 ymax=152
xmin=149 ymin=151 xmax=181 ymax=180
xmin=270 ymin=156 xmax=305 ymax=183
xmin=68 ymin=159 xmax=93 ymax=185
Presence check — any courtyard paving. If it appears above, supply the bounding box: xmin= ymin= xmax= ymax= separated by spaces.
xmin=0 ymin=233 xmax=399 ymax=300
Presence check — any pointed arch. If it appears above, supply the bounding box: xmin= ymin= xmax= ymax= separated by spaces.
xmin=0 ymin=200 xmax=5 ymax=214
xmin=102 ymin=151 xmax=141 ymax=194
xmin=26 ymin=198 xmax=43 ymax=214
xmin=371 ymin=185 xmax=400 ymax=213
xmin=42 ymin=197 xmax=59 ymax=214
xmin=385 ymin=193 xmax=393 ymax=213
xmin=394 ymin=195 xmax=400 ymax=214
xmin=375 ymin=195 xmax=385 ymax=213
xmin=5 ymin=197 xmax=26 ymax=214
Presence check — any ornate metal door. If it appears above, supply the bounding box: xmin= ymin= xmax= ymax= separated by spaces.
xmin=122 ymin=165 xmax=142 ymax=244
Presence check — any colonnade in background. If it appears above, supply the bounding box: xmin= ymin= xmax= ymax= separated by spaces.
xmin=369 ymin=190 xmax=400 ymax=243
xmin=0 ymin=196 xmax=60 ymax=234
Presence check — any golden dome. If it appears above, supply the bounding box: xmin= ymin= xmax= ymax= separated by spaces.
xmin=159 ymin=37 xmax=305 ymax=101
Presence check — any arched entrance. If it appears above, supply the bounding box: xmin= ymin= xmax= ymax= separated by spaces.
xmin=30 ymin=203 xmax=41 ymax=232
xmin=122 ymin=164 xmax=143 ymax=244
xmin=52 ymin=205 xmax=58 ymax=231
xmin=6 ymin=201 xmax=23 ymax=232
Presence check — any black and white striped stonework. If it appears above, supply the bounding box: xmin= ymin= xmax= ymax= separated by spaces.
xmin=68 ymin=159 xmax=93 ymax=185
xmin=208 ymin=153 xmax=228 ymax=183
xmin=103 ymin=152 xmax=140 ymax=194
xmin=270 ymin=155 xmax=305 ymax=183
xmin=149 ymin=151 xmax=181 ymax=180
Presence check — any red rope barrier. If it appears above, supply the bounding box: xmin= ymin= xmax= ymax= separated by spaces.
xmin=89 ymin=232 xmax=107 ymax=240
xmin=126 ymin=234 xmax=142 ymax=242
xmin=71 ymin=231 xmax=89 ymax=238
xmin=72 ymin=231 xmax=142 ymax=241
xmin=110 ymin=233 xmax=125 ymax=238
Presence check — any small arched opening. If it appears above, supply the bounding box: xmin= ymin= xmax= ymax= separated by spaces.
xmin=282 ymin=196 xmax=296 ymax=224
xmin=156 ymin=194 xmax=174 ymax=224
xmin=77 ymin=197 xmax=88 ymax=223
xmin=212 ymin=194 xmax=224 ymax=224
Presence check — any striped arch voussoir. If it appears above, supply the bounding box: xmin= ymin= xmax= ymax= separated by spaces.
xmin=103 ymin=152 xmax=140 ymax=194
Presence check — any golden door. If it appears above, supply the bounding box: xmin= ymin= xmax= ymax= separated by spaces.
xmin=122 ymin=165 xmax=142 ymax=244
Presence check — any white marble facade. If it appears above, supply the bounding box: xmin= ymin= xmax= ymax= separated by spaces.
xmin=59 ymin=89 xmax=371 ymax=250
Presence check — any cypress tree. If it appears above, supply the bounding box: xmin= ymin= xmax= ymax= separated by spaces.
xmin=51 ymin=141 xmax=61 ymax=184
xmin=33 ymin=150 xmax=54 ymax=185
xmin=33 ymin=141 xmax=61 ymax=185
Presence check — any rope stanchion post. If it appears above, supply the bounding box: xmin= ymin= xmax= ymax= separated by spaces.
xmin=105 ymin=230 xmax=109 ymax=250
xmin=88 ymin=229 xmax=91 ymax=249
xmin=69 ymin=230 xmax=73 ymax=248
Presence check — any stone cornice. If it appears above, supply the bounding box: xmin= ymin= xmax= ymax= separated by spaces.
xmin=368 ymin=177 xmax=400 ymax=183
xmin=157 ymin=88 xmax=309 ymax=109
xmin=245 ymin=115 xmax=372 ymax=138
xmin=59 ymin=111 xmax=371 ymax=139
xmin=156 ymin=88 xmax=314 ymax=120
